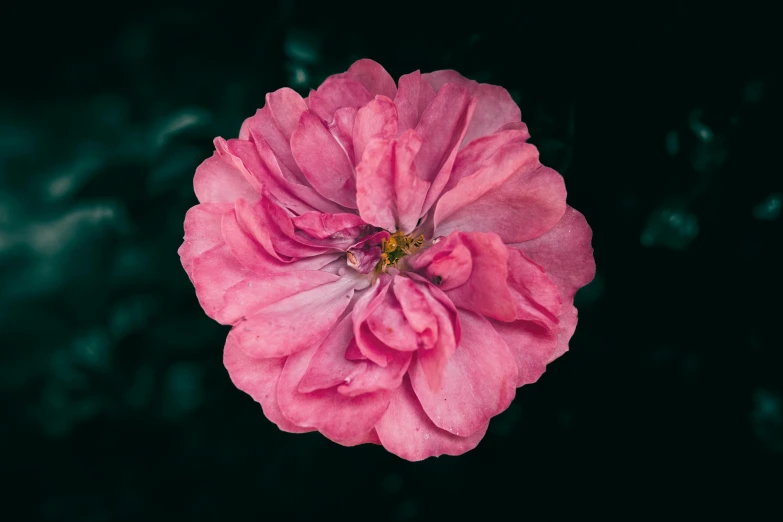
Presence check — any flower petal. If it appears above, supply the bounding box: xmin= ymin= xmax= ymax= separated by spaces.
xmin=267 ymin=87 xmax=308 ymax=141
xmin=291 ymin=111 xmax=357 ymax=208
xmin=355 ymin=130 xmax=428 ymax=233
xmin=222 ymin=207 xmax=339 ymax=274
xmin=489 ymin=319 xmax=558 ymax=387
xmin=435 ymin=160 xmax=566 ymax=243
xmin=191 ymin=243 xmax=252 ymax=325
xmin=394 ymin=70 xmax=436 ymax=133
xmin=510 ymin=206 xmax=596 ymax=300
xmin=223 ymin=332 xmax=312 ymax=433
xmin=239 ymin=103 xmax=305 ymax=185
xmin=308 ymin=78 xmax=373 ymax=122
xmin=178 ymin=202 xmax=231 ymax=281
xmin=506 ymin=247 xmax=562 ymax=328
xmin=233 ymin=273 xmax=357 ymax=358
xmin=375 ymin=376 xmax=488 ymax=461
xmin=423 ymin=69 xmax=521 ymax=147
xmin=277 ymin=326 xmax=391 ymax=446
xmin=228 ymin=136 xmax=343 ymax=215
xmin=409 ymin=310 xmax=517 ymax=437
xmin=341 ymin=59 xmax=397 ymax=99
xmin=193 ymin=140 xmax=259 ymax=204
xmin=552 ymin=304 xmax=578 ymax=362
xmin=297 ymin=315 xmax=366 ymax=393
xmin=328 ymin=107 xmax=358 ymax=165
xmin=353 ymin=95 xmax=398 ymax=164
xmin=414 ymin=84 xmax=476 ymax=214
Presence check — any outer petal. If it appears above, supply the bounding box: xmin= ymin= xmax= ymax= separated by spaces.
xmin=191 ymin=243 xmax=252 ymax=324
xmin=233 ymin=274 xmax=358 ymax=358
xmin=308 ymin=78 xmax=373 ymax=122
xmin=277 ymin=324 xmax=391 ymax=446
xmin=409 ymin=310 xmax=517 ymax=437
xmin=193 ymin=140 xmax=259 ymax=204
xmin=510 ymin=206 xmax=596 ymax=300
xmin=423 ymin=70 xmax=521 ymax=147
xmin=239 ymin=103 xmax=305 ymax=185
xmin=375 ymin=376 xmax=488 ymax=461
xmin=341 ymin=59 xmax=397 ymax=99
xmin=552 ymin=304 xmax=578 ymax=362
xmin=489 ymin=319 xmax=558 ymax=387
xmin=414 ymin=84 xmax=476 ymax=214
xmin=506 ymin=247 xmax=562 ymax=328
xmin=223 ymin=332 xmax=311 ymax=433
xmin=394 ymin=70 xmax=436 ymax=133
xmin=435 ymin=162 xmax=566 ymax=244
xmin=291 ymin=111 xmax=357 ymax=208
xmin=178 ymin=202 xmax=231 ymax=280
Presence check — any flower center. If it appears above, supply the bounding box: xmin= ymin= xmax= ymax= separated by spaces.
xmin=374 ymin=230 xmax=424 ymax=276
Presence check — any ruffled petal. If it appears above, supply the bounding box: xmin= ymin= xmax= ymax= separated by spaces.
xmin=328 ymin=107 xmax=358 ymax=165
xmin=375 ymin=376 xmax=488 ymax=461
xmin=414 ymin=84 xmax=476 ymax=214
xmin=341 ymin=59 xmax=397 ymax=99
xmin=552 ymin=304 xmax=578 ymax=362
xmin=277 ymin=321 xmax=391 ymax=446
xmin=233 ymin=274 xmax=358 ymax=359
xmin=191 ymin=243 xmax=252 ymax=325
xmin=308 ymin=78 xmax=373 ymax=122
xmin=193 ymin=139 xmax=259 ymax=204
xmin=223 ymin=332 xmax=312 ymax=433
xmin=356 ymin=130 xmax=427 ymax=233
xmin=409 ymin=310 xmax=517 ymax=437
xmin=178 ymin=202 xmax=231 ymax=281
xmin=435 ymin=159 xmax=566 ymax=243
xmin=489 ymin=319 xmax=557 ymax=386
xmin=291 ymin=111 xmax=357 ymax=208
xmin=353 ymin=96 xmax=398 ymax=164
xmin=423 ymin=69 xmax=521 ymax=147
xmin=394 ymin=70 xmax=436 ymax=134
xmin=239 ymin=103 xmax=305 ymax=185
xmin=510 ymin=206 xmax=596 ymax=300
xmin=506 ymin=247 xmax=562 ymax=328
xmin=227 ymin=136 xmax=343 ymax=215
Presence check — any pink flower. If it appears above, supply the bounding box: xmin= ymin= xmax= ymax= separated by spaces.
xmin=179 ymin=59 xmax=595 ymax=461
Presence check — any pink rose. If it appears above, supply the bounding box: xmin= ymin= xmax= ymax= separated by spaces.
xmin=179 ymin=59 xmax=595 ymax=461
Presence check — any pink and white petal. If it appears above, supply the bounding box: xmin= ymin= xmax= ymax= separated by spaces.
xmin=233 ymin=275 xmax=357 ymax=359
xmin=355 ymin=139 xmax=396 ymax=231
xmin=552 ymin=304 xmax=579 ymax=362
xmin=353 ymin=96 xmax=398 ymax=164
xmin=392 ymin=277 xmax=438 ymax=346
xmin=178 ymin=202 xmax=231 ymax=280
xmin=412 ymin=281 xmax=460 ymax=391
xmin=414 ymin=84 xmax=476 ymax=214
xmin=291 ymin=111 xmax=357 ymax=208
xmin=308 ymin=78 xmax=373 ymax=122
xmin=193 ymin=142 xmax=259 ymax=204
xmin=490 ymin=319 xmax=558 ymax=387
xmin=191 ymin=243 xmax=252 ymax=325
xmin=342 ymin=59 xmax=397 ymax=99
xmin=435 ymin=164 xmax=566 ymax=244
xmin=409 ymin=310 xmax=517 ymax=437
xmin=422 ymin=70 xmax=521 ymax=147
xmin=375 ymin=376 xmax=488 ymax=461
xmin=223 ymin=332 xmax=311 ymax=433
xmin=394 ymin=71 xmax=436 ymax=133
xmin=510 ymin=206 xmax=596 ymax=300
xmin=277 ymin=342 xmax=391 ymax=447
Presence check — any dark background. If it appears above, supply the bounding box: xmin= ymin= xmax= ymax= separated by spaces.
xmin=2 ymin=1 xmax=780 ymax=519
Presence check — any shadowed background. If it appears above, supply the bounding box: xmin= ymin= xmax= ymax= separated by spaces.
xmin=1 ymin=1 xmax=780 ymax=519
